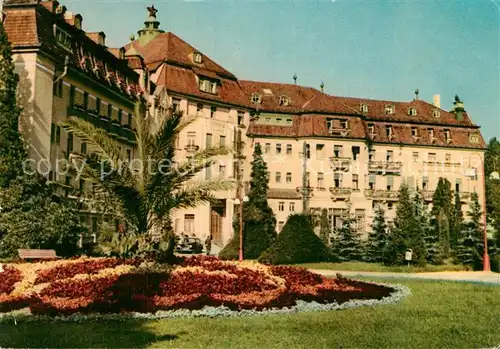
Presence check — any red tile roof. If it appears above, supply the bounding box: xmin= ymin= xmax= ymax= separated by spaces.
xmin=124 ymin=32 xmax=236 ymax=79
xmin=3 ymin=2 xmax=144 ymax=100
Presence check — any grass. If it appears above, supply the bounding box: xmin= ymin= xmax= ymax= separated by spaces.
xmin=1 ymin=278 xmax=499 ymax=348
xmin=293 ymin=261 xmax=470 ymax=273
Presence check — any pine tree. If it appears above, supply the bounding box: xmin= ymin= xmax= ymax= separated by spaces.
xmin=319 ymin=208 xmax=330 ymax=246
xmin=364 ymin=205 xmax=387 ymax=263
xmin=220 ymin=143 xmax=276 ymax=260
xmin=411 ymin=191 xmax=429 ymax=266
xmin=336 ymin=207 xmax=362 ymax=262
xmin=430 ymin=178 xmax=453 ymax=258
xmin=0 ymin=20 xmax=27 ymax=188
xmin=450 ymin=191 xmax=464 ymax=253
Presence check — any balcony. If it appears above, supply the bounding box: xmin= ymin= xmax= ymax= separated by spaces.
xmin=368 ymin=161 xmax=402 ymax=174
xmin=364 ymin=189 xmax=399 ymax=201
xmin=185 ymin=144 xmax=200 ymax=152
xmin=329 ymin=187 xmax=352 ymax=201
xmin=421 ymin=190 xmax=434 ymax=202
xmin=329 ymin=157 xmax=352 ymax=171
xmin=329 ymin=127 xmax=351 ymax=137
xmin=295 ymin=186 xmax=314 ymax=198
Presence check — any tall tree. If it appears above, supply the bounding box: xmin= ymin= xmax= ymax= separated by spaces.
xmin=220 ymin=143 xmax=276 ymax=260
xmin=0 ymin=20 xmax=27 ymax=187
xmin=450 ymin=191 xmax=464 ymax=252
xmin=430 ymin=178 xmax=453 ymax=258
xmin=412 ymin=191 xmax=429 ymax=266
xmin=63 ymin=104 xmax=232 ymax=252
xmin=457 ymin=192 xmax=484 ymax=269
xmin=485 ymin=137 xmax=500 ymax=248
xmin=319 ymin=208 xmax=330 ymax=246
xmin=364 ymin=205 xmax=387 ymax=263
xmin=336 ymin=206 xmax=362 ymax=262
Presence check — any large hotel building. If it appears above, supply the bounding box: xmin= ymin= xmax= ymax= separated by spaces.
xmin=4 ymin=1 xmax=487 ymax=249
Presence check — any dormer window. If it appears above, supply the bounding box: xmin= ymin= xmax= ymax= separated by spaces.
xmin=340 ymin=119 xmax=348 ymax=129
xmin=368 ymin=123 xmax=375 ymax=136
xmin=411 ymin=127 xmax=418 ymax=137
xmin=408 ymin=107 xmax=417 ymax=116
xmin=428 ymin=128 xmax=435 ymax=140
xmin=193 ymin=52 xmax=202 ymax=64
xmin=198 ymin=78 xmax=218 ymax=94
xmin=74 ymin=16 xmax=82 ymax=30
xmin=385 ymin=104 xmax=395 ymax=115
xmin=360 ymin=103 xmax=368 ymax=113
xmin=251 ymin=93 xmax=262 ymax=104
xmin=469 ymin=133 xmax=479 ymax=144
xmin=386 ymin=125 xmax=393 ymax=137
xmin=444 ymin=129 xmax=452 ymax=143
xmin=433 ymin=109 xmax=440 ymax=118
xmin=54 ymin=25 xmax=72 ymax=50
xmin=278 ymin=95 xmax=290 ymax=106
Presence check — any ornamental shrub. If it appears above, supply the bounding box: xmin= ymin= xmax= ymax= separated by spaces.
xmin=259 ymin=214 xmax=330 ymax=265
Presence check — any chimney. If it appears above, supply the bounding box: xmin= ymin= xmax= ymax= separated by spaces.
xmin=433 ymin=94 xmax=440 ymax=108
xmin=86 ymin=32 xmax=106 ymax=46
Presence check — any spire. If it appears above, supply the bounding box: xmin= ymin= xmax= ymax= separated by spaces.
xmin=452 ymin=95 xmax=465 ymax=121
xmin=293 ymin=73 xmax=297 ymax=85
xmin=320 ymin=81 xmax=324 ymax=92
xmin=137 ymin=4 xmax=164 ymax=42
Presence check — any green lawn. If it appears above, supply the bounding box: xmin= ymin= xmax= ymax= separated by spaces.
xmin=1 ymin=278 xmax=499 ymax=348
xmin=293 ymin=261 xmax=470 ymax=273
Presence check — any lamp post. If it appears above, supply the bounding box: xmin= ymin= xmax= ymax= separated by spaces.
xmin=234 ymin=195 xmax=249 ymax=262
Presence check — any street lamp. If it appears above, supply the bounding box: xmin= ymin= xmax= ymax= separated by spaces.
xmin=465 ymin=154 xmax=499 ymax=272
xmin=234 ymin=195 xmax=249 ymax=262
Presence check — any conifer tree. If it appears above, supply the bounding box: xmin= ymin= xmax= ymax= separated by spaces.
xmin=220 ymin=143 xmax=276 ymax=260
xmin=411 ymin=191 xmax=429 ymax=266
xmin=336 ymin=206 xmax=362 ymax=262
xmin=0 ymin=20 xmax=27 ymax=188
xmin=364 ymin=205 xmax=387 ymax=263
xmin=450 ymin=191 xmax=464 ymax=252
xmin=430 ymin=178 xmax=453 ymax=257
xmin=319 ymin=208 xmax=330 ymax=246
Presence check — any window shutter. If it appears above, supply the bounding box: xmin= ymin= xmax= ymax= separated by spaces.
xmin=369 ymin=175 xmax=376 ymax=184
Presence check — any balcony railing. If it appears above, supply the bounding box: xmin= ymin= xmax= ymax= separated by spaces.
xmin=420 ymin=190 xmax=434 ymax=202
xmin=368 ymin=161 xmax=402 ymax=174
xmin=329 ymin=187 xmax=352 ymax=200
xmin=329 ymin=127 xmax=351 ymax=136
xmin=185 ymin=144 xmax=200 ymax=152
xmin=295 ymin=186 xmax=314 ymax=198
xmin=329 ymin=157 xmax=352 ymax=171
xmin=364 ymin=189 xmax=399 ymax=201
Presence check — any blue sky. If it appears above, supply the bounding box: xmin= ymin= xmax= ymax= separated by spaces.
xmin=66 ymin=0 xmax=500 ymax=141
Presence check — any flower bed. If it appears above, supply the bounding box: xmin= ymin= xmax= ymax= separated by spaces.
xmin=0 ymin=256 xmax=403 ymax=317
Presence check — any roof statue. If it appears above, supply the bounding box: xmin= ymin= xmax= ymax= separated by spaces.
xmin=147 ymin=5 xmax=158 ymax=18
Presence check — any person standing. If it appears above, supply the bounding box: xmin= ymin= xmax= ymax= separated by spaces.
xmin=205 ymin=235 xmax=212 ymax=256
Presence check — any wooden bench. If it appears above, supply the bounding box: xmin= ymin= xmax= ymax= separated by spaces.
xmin=18 ymin=249 xmax=59 ymax=261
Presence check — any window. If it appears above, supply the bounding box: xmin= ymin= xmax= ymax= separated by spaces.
xmin=289 ymin=202 xmax=295 ymax=212
xmin=278 ymin=95 xmax=290 ymax=106
xmin=411 ymin=127 xmax=418 ymax=137
xmin=369 ymin=175 xmax=376 ymax=190
xmin=352 ymin=174 xmax=359 ymax=189
xmin=444 ymin=129 xmax=451 ymax=143
xmin=278 ymin=221 xmax=285 ymax=231
xmin=117 ymin=110 xmax=123 ymax=125
xmin=53 ymin=78 xmax=63 ymax=97
xmin=385 ymin=125 xmax=393 ymax=137
xmin=81 ymin=142 xmax=87 ymax=154
xmin=355 ymin=209 xmax=366 ymax=232
xmin=445 ymin=153 xmax=451 ymax=163
xmin=385 ymin=105 xmax=395 ymax=115
xmin=193 ymin=52 xmax=202 ymax=63
xmin=387 ymin=176 xmax=394 ymax=191
xmin=127 ymin=149 xmax=131 ymax=162
xmin=333 ymin=145 xmax=343 ymax=158
xmin=172 ymin=98 xmax=180 ymax=112
xmin=206 ymin=133 xmax=212 ymax=148
xmin=316 ymin=144 xmax=324 ymax=159
xmin=326 ymin=118 xmax=334 ymax=130
xmin=428 ymin=153 xmax=436 ymax=162
xmin=386 ymin=150 xmax=393 ymax=162
xmin=237 ymin=111 xmax=244 ymax=125
xmin=276 ymin=144 xmax=282 ymax=154
xmin=352 ymin=146 xmax=360 ymax=161
xmin=340 ymin=119 xmax=348 ymax=129
xmin=317 ymin=172 xmax=324 ymax=188
xmin=54 ymin=26 xmax=72 ymax=50
xmin=333 ymin=173 xmax=343 ymax=188
xmin=413 ymin=152 xmax=419 ymax=162
xmin=387 ymin=202 xmax=394 ymax=210
xmin=210 ymin=106 xmax=216 ymax=118
xmin=286 ymin=172 xmax=292 ymax=183
xmin=83 ymin=92 xmax=89 ymax=109
xmin=305 ymin=172 xmax=311 ymax=187
xmin=433 ymin=109 xmax=440 ymax=118
xmin=219 ymin=165 xmax=226 ymax=177
xmin=184 ymin=214 xmax=195 ymax=234
xmin=369 ymin=150 xmax=375 ymax=162
xmin=305 ymin=144 xmax=311 ymax=159
xmin=360 ymin=103 xmax=368 ymax=113
xmin=456 ymin=178 xmax=462 ymax=192
xmin=187 ymin=132 xmax=196 ymax=145
xmin=205 ymin=165 xmax=212 ymax=180
xmin=368 ymin=123 xmax=375 ymax=136
xmin=251 ymin=93 xmax=262 ymax=104
xmin=286 ymin=144 xmax=292 ymax=155
xmin=275 ymin=172 xmax=281 ymax=183
xmin=428 ymin=128 xmax=435 ymax=139
xmin=265 ymin=143 xmax=271 ymax=154
xmin=408 ymin=107 xmax=417 ymax=116
xmin=67 ymin=132 xmax=73 ymax=155
xmin=219 ymin=135 xmax=226 ymax=146
xmin=196 ymin=103 xmax=203 ymax=113
xmin=278 ymin=202 xmax=285 ymax=211
xmin=199 ymin=79 xmax=218 ymax=94
xmin=469 ymin=134 xmax=479 ymax=144
xmin=422 ymin=176 xmax=429 ymax=190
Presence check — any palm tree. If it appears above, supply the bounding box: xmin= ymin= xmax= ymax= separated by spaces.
xmin=61 ymin=102 xmax=232 ymax=248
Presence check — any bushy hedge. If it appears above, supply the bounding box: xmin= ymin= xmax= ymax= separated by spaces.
xmin=259 ymin=214 xmax=331 ymax=265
